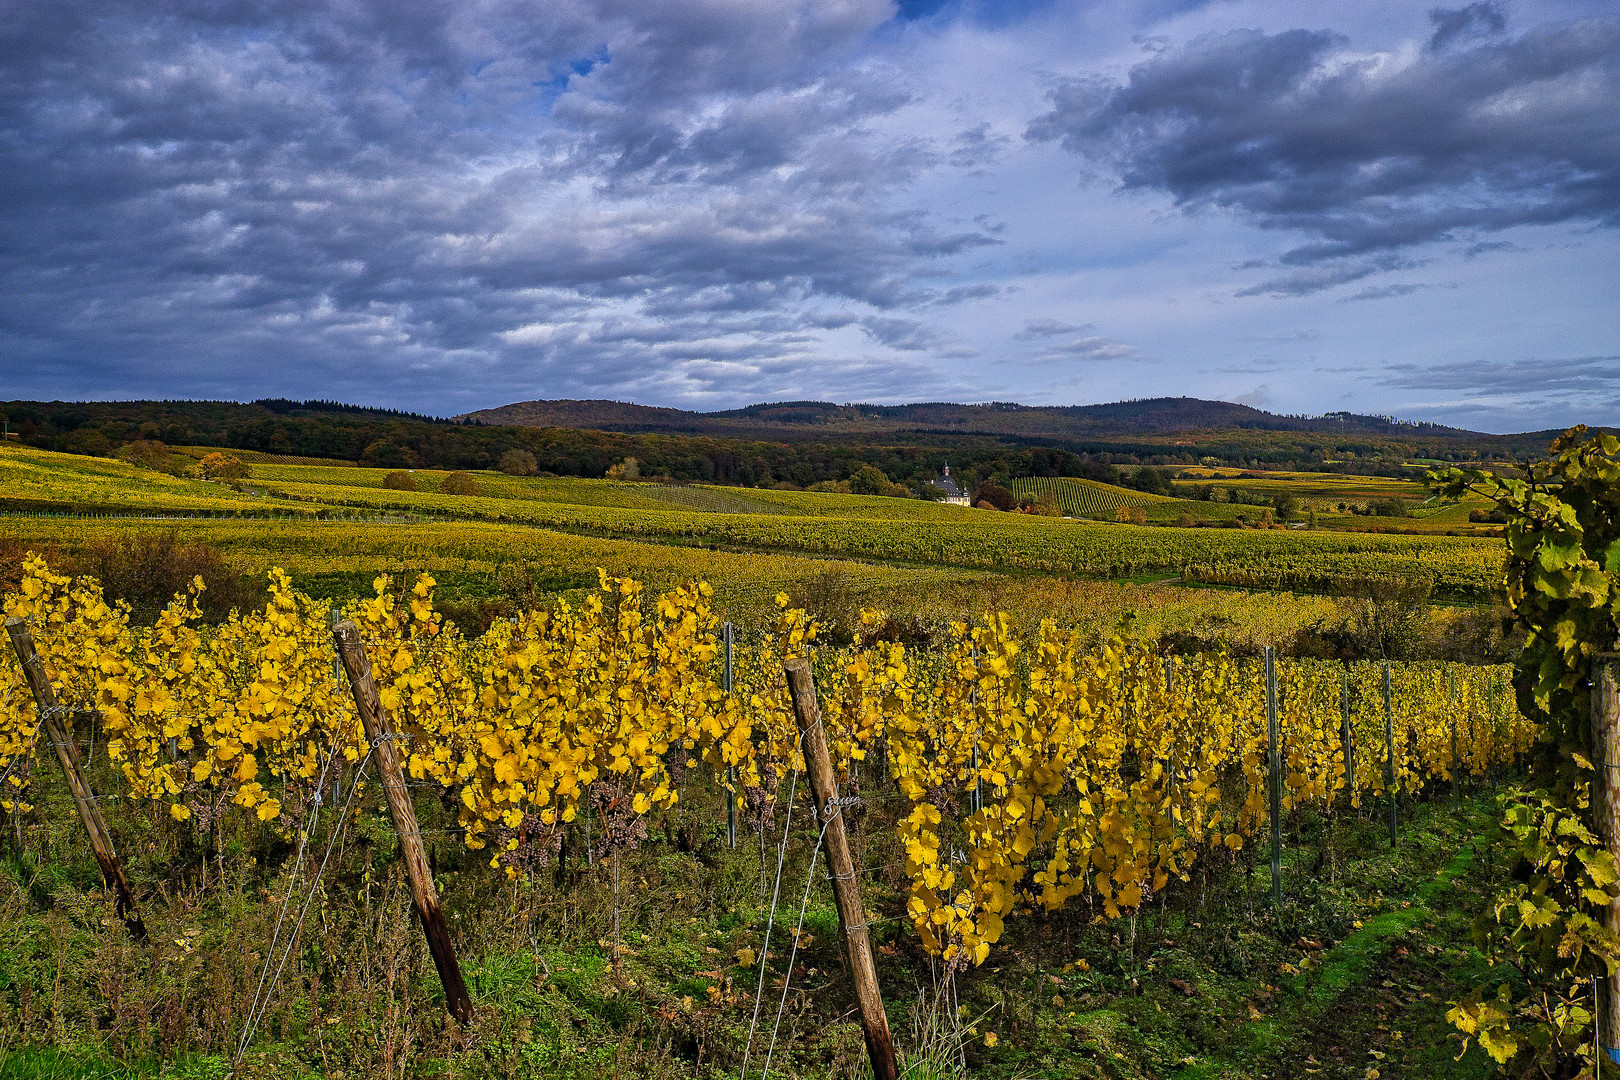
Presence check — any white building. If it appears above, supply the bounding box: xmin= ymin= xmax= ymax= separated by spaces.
xmin=930 ymin=464 xmax=972 ymax=506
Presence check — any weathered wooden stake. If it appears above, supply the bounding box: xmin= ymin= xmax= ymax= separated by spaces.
xmin=1384 ymin=661 xmax=1397 ymax=848
xmin=1265 ymin=647 xmax=1281 ymax=905
xmin=333 ymin=621 xmax=473 ymax=1025
xmin=784 ymin=656 xmax=899 ymax=1080
xmin=1591 ymin=656 xmax=1620 ymax=1065
xmin=6 ymin=617 xmax=147 ymax=942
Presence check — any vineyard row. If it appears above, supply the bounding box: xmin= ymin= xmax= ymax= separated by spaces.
xmin=0 ymin=556 xmax=1530 ymax=969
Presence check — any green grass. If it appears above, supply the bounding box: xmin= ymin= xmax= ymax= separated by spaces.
xmin=0 ymin=751 xmax=1515 ymax=1080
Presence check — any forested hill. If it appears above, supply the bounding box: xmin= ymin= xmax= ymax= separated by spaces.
xmin=0 ymin=396 xmax=1564 ymax=491
xmin=459 ymin=396 xmax=1498 ymax=442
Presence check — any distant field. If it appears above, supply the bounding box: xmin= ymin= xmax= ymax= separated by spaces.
xmin=1003 ymin=476 xmax=1168 ymax=517
xmin=1 ymin=446 xmax=1508 ymax=601
xmin=0 ymin=444 xmax=311 ymax=516
xmin=1170 ymin=467 xmax=1499 ymax=533
xmin=247 ymin=463 xmax=970 ymax=520
xmin=0 ymin=515 xmax=1361 ymax=647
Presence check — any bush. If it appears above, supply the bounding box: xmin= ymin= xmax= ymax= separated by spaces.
xmin=975 ymin=483 xmax=1018 ymax=512
xmin=1025 ymin=492 xmax=1063 ymax=517
xmin=67 ymin=531 xmax=264 ymax=624
xmin=1114 ymin=505 xmax=1146 ymax=525
xmin=605 ymin=457 xmax=640 ymax=481
xmin=498 ymin=449 xmax=538 ymax=476
xmin=1271 ymin=493 xmax=1301 ymax=519
xmin=439 ymin=471 xmax=481 ymax=496
xmin=197 ymin=452 xmax=247 ymax=480
xmin=115 ymin=439 xmax=171 ymax=471
xmin=382 ymin=470 xmax=418 ymax=491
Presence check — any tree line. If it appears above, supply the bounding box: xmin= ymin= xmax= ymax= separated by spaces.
xmin=1 ymin=397 xmax=1490 ymax=494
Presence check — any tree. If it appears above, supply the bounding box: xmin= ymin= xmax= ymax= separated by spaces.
xmin=606 ymin=457 xmax=640 ymax=481
xmin=382 ymin=470 xmax=418 ymax=491
xmin=197 ymin=452 xmax=247 ymax=480
xmin=116 ymin=439 xmax=171 ymax=471
xmin=362 ymin=438 xmax=419 ymax=468
xmin=975 ymin=483 xmax=1018 ymax=512
xmin=849 ymin=465 xmax=893 ymax=496
xmin=439 ymin=471 xmax=481 ymax=496
xmin=62 ymin=428 xmax=112 ymax=457
xmin=499 ymin=448 xmax=538 ymax=476
xmin=1025 ymin=491 xmax=1063 ymax=517
xmin=1130 ymin=466 xmax=1173 ymax=495
xmin=1366 ymin=497 xmax=1409 ymax=517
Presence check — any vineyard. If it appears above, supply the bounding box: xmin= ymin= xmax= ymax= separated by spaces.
xmin=0 ymin=444 xmax=1509 ymax=607
xmin=0 ymin=554 xmax=1529 ymax=1077
xmin=1003 ymin=477 xmax=1166 ymax=519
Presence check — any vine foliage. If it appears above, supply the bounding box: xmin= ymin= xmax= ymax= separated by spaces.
xmin=1437 ymin=427 xmax=1620 ymax=1075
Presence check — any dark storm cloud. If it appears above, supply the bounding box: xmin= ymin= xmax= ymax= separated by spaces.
xmin=1029 ymin=12 xmax=1620 ymax=295
xmin=0 ymin=0 xmax=1005 ymax=409
xmin=1427 ymin=3 xmax=1506 ymax=53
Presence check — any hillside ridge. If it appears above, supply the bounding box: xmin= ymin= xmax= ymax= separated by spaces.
xmin=457 ymin=395 xmax=1516 ymax=441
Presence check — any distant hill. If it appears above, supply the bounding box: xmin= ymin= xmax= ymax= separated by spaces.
xmin=458 ymin=396 xmax=1512 ymax=443
xmin=1 ymin=395 xmax=1570 ymax=490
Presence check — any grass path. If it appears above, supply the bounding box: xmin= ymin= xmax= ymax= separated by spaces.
xmin=1168 ymin=805 xmax=1497 ymax=1080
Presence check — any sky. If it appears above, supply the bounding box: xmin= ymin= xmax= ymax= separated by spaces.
xmin=0 ymin=0 xmax=1616 ymax=433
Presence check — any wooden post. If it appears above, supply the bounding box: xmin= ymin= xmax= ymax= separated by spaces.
xmin=5 ymin=617 xmax=147 ymax=942
xmin=784 ymin=656 xmax=899 ymax=1080
xmin=1265 ymin=647 xmax=1281 ymax=905
xmin=333 ymin=621 xmax=473 ymax=1025
xmin=1384 ymin=661 xmax=1397 ymax=848
xmin=1592 ymin=656 xmax=1620 ymax=1066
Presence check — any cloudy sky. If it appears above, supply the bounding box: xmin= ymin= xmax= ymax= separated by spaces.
xmin=1 ymin=0 xmax=1616 ymax=431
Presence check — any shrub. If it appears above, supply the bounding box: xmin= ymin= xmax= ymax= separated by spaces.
xmin=975 ymin=483 xmax=1018 ymax=512
xmin=382 ymin=470 xmax=418 ymax=491
xmin=439 ymin=471 xmax=481 ymax=496
xmin=197 ymin=452 xmax=247 ymax=480
xmin=115 ymin=439 xmax=171 ymax=471
xmin=1025 ymin=491 xmax=1063 ymax=517
xmin=499 ymin=449 xmax=538 ymax=476
xmin=1113 ymin=505 xmax=1146 ymax=525
xmin=67 ymin=531 xmax=264 ymax=623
